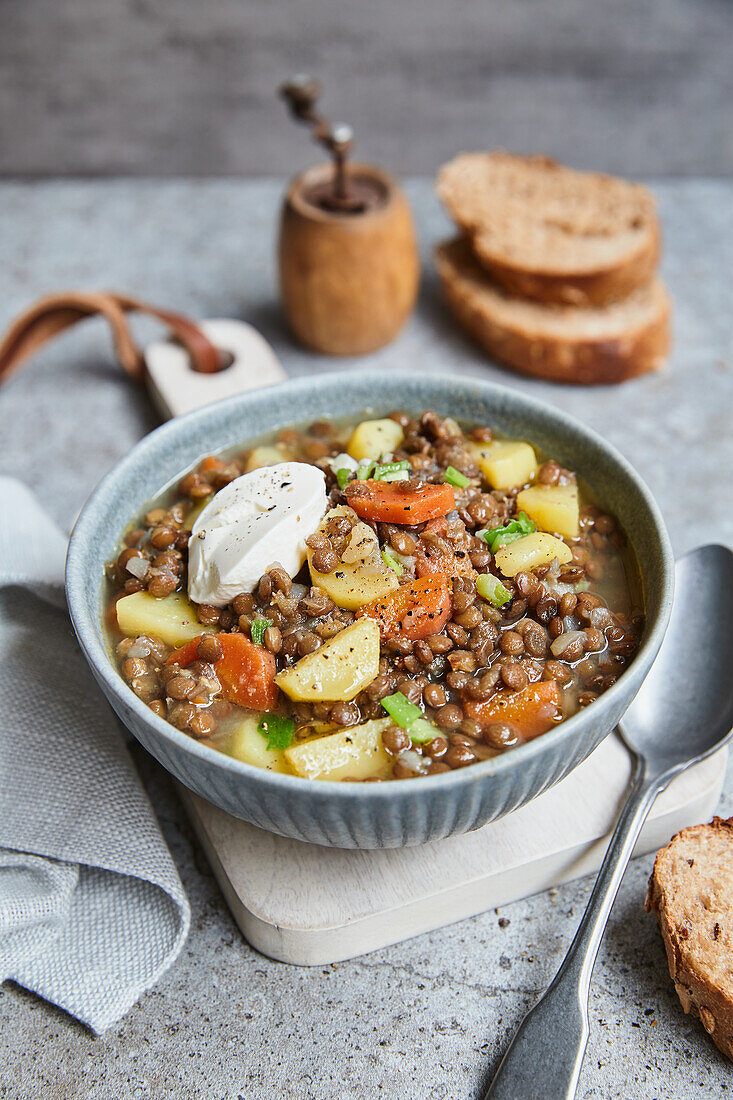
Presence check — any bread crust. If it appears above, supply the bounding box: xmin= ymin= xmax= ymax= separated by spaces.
xmin=646 ymin=817 xmax=733 ymax=1062
xmin=471 ymin=220 xmax=661 ymax=307
xmin=438 ymin=152 xmax=661 ymax=306
xmin=435 ymin=239 xmax=671 ymax=386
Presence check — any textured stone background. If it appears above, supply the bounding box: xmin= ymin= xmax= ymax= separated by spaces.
xmin=0 ymin=179 xmax=731 ymax=1099
xmin=1 ymin=0 xmax=733 ymax=177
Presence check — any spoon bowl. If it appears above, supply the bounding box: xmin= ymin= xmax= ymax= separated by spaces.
xmin=620 ymin=543 xmax=733 ymax=772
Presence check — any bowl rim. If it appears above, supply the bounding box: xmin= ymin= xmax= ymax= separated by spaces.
xmin=66 ymin=368 xmax=675 ymax=798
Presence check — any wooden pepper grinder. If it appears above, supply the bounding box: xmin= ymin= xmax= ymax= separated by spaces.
xmin=278 ymin=75 xmax=420 ymax=356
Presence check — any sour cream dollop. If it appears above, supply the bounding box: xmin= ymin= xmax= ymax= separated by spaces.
xmin=187 ymin=461 xmax=328 ymax=606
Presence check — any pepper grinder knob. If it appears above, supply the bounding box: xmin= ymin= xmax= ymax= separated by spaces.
xmin=279 ymin=74 xmax=322 ymax=119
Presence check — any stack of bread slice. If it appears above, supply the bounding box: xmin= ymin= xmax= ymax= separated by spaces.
xmin=436 ymin=152 xmax=671 ymax=384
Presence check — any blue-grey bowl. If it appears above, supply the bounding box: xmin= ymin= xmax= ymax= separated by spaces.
xmin=66 ymin=371 xmax=673 ymax=849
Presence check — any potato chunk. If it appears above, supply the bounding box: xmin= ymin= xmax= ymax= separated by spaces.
xmin=183 ymin=497 xmax=210 ymax=531
xmin=245 ymin=443 xmax=291 ymax=472
xmin=285 ymin=719 xmax=391 ymax=781
xmin=308 ymin=506 xmax=398 ymax=610
xmin=226 ymin=715 xmax=287 ymax=773
xmin=347 ymin=418 xmax=404 ymax=461
xmin=275 ymin=618 xmax=380 ymax=702
xmin=469 ymin=440 xmax=537 ymax=490
xmin=494 ymin=532 xmax=572 ymax=577
xmin=115 ymin=591 xmax=208 ymax=647
xmin=516 ymin=484 xmax=580 ymax=539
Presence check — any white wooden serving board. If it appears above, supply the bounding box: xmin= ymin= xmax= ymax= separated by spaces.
xmin=176 ymin=739 xmax=726 ymax=966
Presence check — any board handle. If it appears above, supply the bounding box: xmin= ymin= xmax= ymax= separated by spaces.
xmin=145 ymin=318 xmax=286 ymax=419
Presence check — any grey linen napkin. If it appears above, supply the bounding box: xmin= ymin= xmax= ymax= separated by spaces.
xmin=0 ymin=477 xmax=190 ymax=1032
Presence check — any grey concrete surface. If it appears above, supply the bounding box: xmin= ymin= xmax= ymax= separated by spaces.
xmin=0 ymin=178 xmax=731 ymax=1099
xmin=1 ymin=0 xmax=733 ymax=178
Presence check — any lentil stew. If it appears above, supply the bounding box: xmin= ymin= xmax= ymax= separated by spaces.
xmin=106 ymin=411 xmax=643 ymax=781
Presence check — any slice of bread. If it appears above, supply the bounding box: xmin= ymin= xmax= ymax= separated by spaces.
xmin=435 ymin=238 xmax=670 ymax=385
xmin=646 ymin=817 xmax=733 ymax=1061
xmin=437 ymin=152 xmax=660 ymax=306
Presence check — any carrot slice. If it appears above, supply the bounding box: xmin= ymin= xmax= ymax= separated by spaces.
xmin=199 ymin=454 xmax=226 ymax=473
xmin=463 ymin=680 xmax=562 ymax=740
xmin=356 ymin=576 xmax=453 ymax=640
xmin=344 ymin=480 xmax=455 ymax=525
xmin=415 ymin=517 xmax=476 ymax=580
xmin=167 ymin=636 xmax=203 ymax=667
xmin=168 ymin=632 xmax=278 ymax=710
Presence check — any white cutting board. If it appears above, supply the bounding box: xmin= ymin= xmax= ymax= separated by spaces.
xmin=148 ymin=324 xmax=725 ymax=966
xmin=176 ymin=741 xmax=726 ymax=966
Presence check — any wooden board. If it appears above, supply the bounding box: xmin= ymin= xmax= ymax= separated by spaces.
xmin=177 ymin=737 xmax=727 ymax=966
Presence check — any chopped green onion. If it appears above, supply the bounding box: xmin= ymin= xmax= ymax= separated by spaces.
xmin=382 ymin=691 xmax=422 ymax=728
xmin=381 ymin=547 xmax=403 ymax=576
xmin=379 ymin=470 xmax=410 ymax=483
xmin=476 ymin=572 xmax=512 ymax=608
xmin=250 ymin=617 xmax=272 ymax=646
xmin=351 ymin=457 xmax=412 ymax=482
xmin=257 ymin=714 xmax=295 ymax=752
xmin=407 ymin=717 xmax=440 ymax=744
xmin=356 ymin=459 xmax=376 ymax=480
xmin=381 ymin=692 xmax=440 ymax=745
xmin=374 ymin=460 xmax=411 ymax=481
xmin=444 ymin=465 xmax=471 ymax=488
xmin=479 ymin=511 xmax=536 ymax=551
xmin=336 ymin=467 xmax=352 ymax=490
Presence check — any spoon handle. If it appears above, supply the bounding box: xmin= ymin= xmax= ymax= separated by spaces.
xmin=484 ymin=756 xmax=662 ymax=1100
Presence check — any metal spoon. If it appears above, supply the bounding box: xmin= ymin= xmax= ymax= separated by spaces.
xmin=485 ymin=544 xmax=733 ymax=1100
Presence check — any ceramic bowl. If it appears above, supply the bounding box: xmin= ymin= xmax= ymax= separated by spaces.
xmin=66 ymin=371 xmax=674 ymax=848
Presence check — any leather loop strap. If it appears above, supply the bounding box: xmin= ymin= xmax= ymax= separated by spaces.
xmin=0 ymin=290 xmax=222 ymax=386
xmin=113 ymin=293 xmax=223 ymax=376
